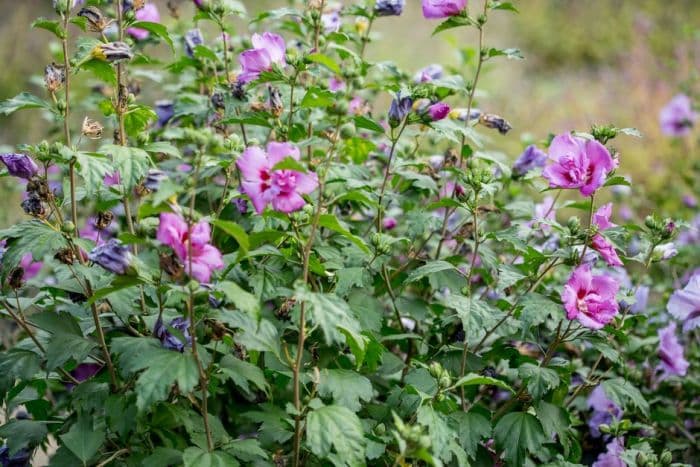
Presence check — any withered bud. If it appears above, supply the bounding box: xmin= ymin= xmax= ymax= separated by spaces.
xmin=54 ymin=248 xmax=77 ymax=265
xmin=307 ymin=0 xmax=324 ymax=10
xmin=44 ymin=63 xmax=66 ymax=93
xmin=21 ymin=194 xmax=46 ymax=218
xmin=26 ymin=178 xmax=51 ymax=201
xmin=78 ymin=6 xmax=112 ymax=32
xmin=230 ymin=79 xmax=247 ymax=101
xmin=127 ymin=79 xmax=141 ymax=96
xmin=8 ymin=267 xmax=25 ymax=290
xmin=82 ymin=117 xmax=104 ymax=139
xmin=267 ymin=86 xmax=284 ymax=117
xmin=124 ymin=0 xmax=146 ymax=11
xmin=479 ymin=113 xmax=512 ymax=135
xmin=211 ymin=92 xmax=225 ymax=111
xmin=159 ymin=252 xmax=184 ymax=279
xmin=92 ymin=42 xmax=133 ymax=63
xmin=95 ymin=211 xmax=114 ymax=230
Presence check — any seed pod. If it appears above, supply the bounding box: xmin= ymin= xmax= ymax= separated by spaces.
xmin=44 ymin=63 xmax=66 ymax=93
xmin=81 ymin=117 xmax=104 ymax=139
xmin=95 ymin=211 xmax=114 ymax=230
xmin=78 ymin=6 xmax=112 ymax=33
xmin=54 ymin=248 xmax=77 ymax=265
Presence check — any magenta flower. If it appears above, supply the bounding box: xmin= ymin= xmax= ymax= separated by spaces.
xmin=657 ymin=322 xmax=689 ymax=378
xmin=328 ymin=76 xmax=345 ymax=93
xmin=563 ymin=264 xmax=620 ymax=329
xmin=383 ymin=217 xmax=398 ymax=230
xmin=593 ymin=203 xmax=616 ymax=230
xmin=591 ymin=234 xmax=623 ymax=267
xmin=667 ymin=273 xmax=700 ymax=332
xmin=126 ymin=3 xmax=160 ymax=40
xmin=19 ymin=253 xmax=42 ymax=280
xmin=542 ymin=133 xmax=616 ymax=196
xmin=427 ymin=102 xmax=450 ymax=121
xmin=659 ymin=94 xmax=697 ymax=137
xmin=422 ymin=0 xmax=467 ymax=19
xmin=238 ymin=32 xmax=286 ymax=84
xmin=592 ymin=438 xmax=625 ymax=467
xmin=156 ymin=213 xmax=224 ymax=283
xmin=237 ymin=142 xmax=318 ymax=214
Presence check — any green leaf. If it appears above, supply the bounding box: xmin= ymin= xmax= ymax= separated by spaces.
xmin=0 ymin=92 xmax=53 ymax=116
xmin=124 ymin=104 xmax=157 ymax=136
xmin=0 ymin=220 xmax=68 ymax=274
xmin=0 ymin=420 xmax=47 ymax=455
xmin=518 ymin=363 xmax=560 ymax=399
xmin=318 ymin=214 xmax=370 ymax=253
xmin=296 ymin=288 xmax=363 ymax=349
xmin=60 ymin=415 xmax=105 ymax=464
xmin=75 ymin=151 xmax=112 ymax=196
xmin=519 ymin=293 xmax=561 ymax=332
xmin=451 ymin=373 xmax=514 ymax=393
xmin=306 ymin=53 xmax=341 ymax=74
xmin=497 ymin=264 xmax=526 ymax=291
xmin=450 ymin=411 xmax=491 ymax=459
xmin=31 ymin=18 xmax=65 ymax=38
xmin=211 ymin=219 xmax=250 ymax=258
xmin=218 ymin=281 xmax=260 ymax=318
xmin=406 ymin=261 xmax=458 ymax=283
xmin=183 ymin=447 xmax=239 ymax=467
xmin=604 ymin=175 xmax=631 ymax=187
xmin=490 ymin=1 xmax=519 ymax=12
xmin=0 ymin=349 xmax=41 ymax=382
xmin=535 ymin=401 xmax=570 ymax=441
xmin=353 ymin=116 xmax=385 ymax=134
xmin=46 ymin=334 xmax=97 ymax=370
xmin=300 ymin=87 xmax=334 ymax=108
xmin=432 ymin=15 xmax=474 ymax=36
xmin=129 ymin=21 xmax=175 ymax=50
xmin=112 ymin=337 xmax=200 ymax=412
xmin=317 ymin=369 xmax=373 ymax=412
xmin=305 ymin=405 xmax=365 ymax=465
xmin=487 ymin=47 xmax=524 ymax=60
xmin=494 ymin=412 xmax=545 ymax=466
xmin=101 ymin=144 xmax=151 ymax=191
xmin=143 ymin=142 xmax=181 ymax=158
xmin=219 ymin=355 xmax=269 ymax=397
xmin=341 ymin=137 xmax=376 ymax=164
xmin=271 ymin=156 xmax=307 ymax=173
xmin=418 ymin=405 xmax=460 ymax=463
xmin=602 ymin=377 xmax=649 ymax=417
xmin=217 ymin=312 xmax=281 ymax=359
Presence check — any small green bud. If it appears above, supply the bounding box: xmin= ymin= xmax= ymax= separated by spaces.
xmin=418 ymin=435 xmax=431 ymax=449
xmin=598 ymin=424 xmax=611 ymax=434
xmin=644 ymin=215 xmax=656 ymax=230
xmin=137 ymin=132 xmax=150 ymax=145
xmin=636 ymin=452 xmax=648 ymax=467
xmin=567 ymin=216 xmax=581 ymax=233
xmin=374 ymin=423 xmax=386 ymax=435
xmin=370 ymin=233 xmax=382 ymax=247
xmin=187 ymin=280 xmax=200 ymax=292
xmin=340 ymin=123 xmax=356 ymax=139
xmin=62 ymin=221 xmax=75 ymax=234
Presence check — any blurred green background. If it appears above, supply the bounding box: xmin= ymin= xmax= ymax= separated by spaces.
xmin=1 ymin=0 xmax=698 ymax=227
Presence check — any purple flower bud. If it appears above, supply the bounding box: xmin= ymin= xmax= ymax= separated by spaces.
xmin=388 ymin=92 xmax=412 ymax=128
xmin=232 ymin=198 xmax=248 ymax=214
xmin=512 ymin=145 xmax=547 ymax=176
xmin=0 ymin=444 xmax=31 ymax=467
xmin=375 ymin=0 xmax=405 ymax=16
xmin=0 ymin=154 xmax=39 ymax=180
xmin=427 ymin=102 xmax=450 ymax=121
xmin=88 ymin=239 xmax=133 ymax=274
xmin=383 ymin=216 xmax=397 ymax=230
xmin=682 ymin=194 xmax=697 ymax=208
xmin=155 ymin=100 xmax=175 ymax=127
xmin=67 ymin=363 xmax=102 ymax=390
xmin=413 ymin=64 xmax=443 ymax=83
xmin=184 ymin=29 xmax=204 ymax=58
xmin=154 ymin=316 xmax=192 ymax=352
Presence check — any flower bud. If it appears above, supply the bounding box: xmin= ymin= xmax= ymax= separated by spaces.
xmin=61 ymin=221 xmax=76 ymax=234
xmin=375 ymin=0 xmax=405 ymax=16
xmin=154 ymin=316 xmax=192 ymax=352
xmin=143 ymin=169 xmax=168 ymax=192
xmin=450 ymin=108 xmax=481 ymax=122
xmin=354 ymin=17 xmax=369 ymax=34
xmin=0 ymin=154 xmax=39 ymax=180
xmin=44 ymin=63 xmax=66 ymax=93
xmin=184 ymin=29 xmax=204 ymax=58
xmin=426 ymin=102 xmax=450 ymax=122
xmin=644 ymin=215 xmax=656 ymax=230
xmin=388 ymin=92 xmax=412 ymax=128
xmin=635 ymin=452 xmax=648 ymax=467
xmin=479 ymin=113 xmax=512 ymax=134
xmin=88 ymin=239 xmax=134 ymax=275
xmin=567 ymin=216 xmax=581 ymax=234
xmin=53 ymin=0 xmax=77 ymax=15
xmin=659 ymin=451 xmax=672 ymax=465
xmin=81 ymin=117 xmax=103 ymax=139
xmin=78 ymin=6 xmax=112 ymax=33
xmin=91 ymin=42 xmax=133 ymax=63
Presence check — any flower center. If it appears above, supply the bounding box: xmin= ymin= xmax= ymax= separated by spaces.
xmin=271 ymin=170 xmax=297 ymax=193
xmin=576 ymin=297 xmax=589 ymax=314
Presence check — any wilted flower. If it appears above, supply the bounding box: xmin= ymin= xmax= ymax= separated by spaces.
xmin=422 ymin=0 xmax=467 ymax=19
xmin=512 ymin=145 xmax=546 ymax=176
xmin=44 ymin=62 xmax=66 ymax=93
xmin=587 ymin=385 xmax=622 ymax=438
xmin=21 ymin=194 xmax=46 ymax=218
xmin=238 ymin=32 xmax=287 ymax=84
xmin=479 ymin=113 xmax=512 ymax=134
xmin=593 ymin=203 xmax=616 ymax=230
xmin=542 ymin=133 xmax=616 ymax=196
xmin=388 ymin=92 xmax=413 ymax=128
xmin=143 ymin=169 xmax=168 ymax=191
xmin=413 ymin=64 xmax=443 ymax=83
xmin=659 ymin=94 xmax=697 ymax=137
xmin=92 ymin=42 xmax=133 ymax=63
xmin=154 ymin=316 xmax=192 ymax=352
xmin=237 ymin=142 xmax=318 ymax=214
xmin=88 ymin=239 xmax=133 ymax=274
xmin=78 ymin=6 xmax=112 ymax=33
xmin=156 ymin=213 xmax=224 ymax=283
xmin=592 ymin=438 xmax=625 ymax=467
xmin=563 ymin=264 xmax=619 ymax=329
xmin=0 ymin=154 xmax=38 ymax=180
xmin=375 ymin=0 xmax=405 ymax=16
xmin=657 ymin=322 xmax=689 ymax=378
xmin=0 ymin=444 xmax=31 ymax=467
xmin=67 ymin=363 xmax=102 ymax=389
xmin=184 ymin=28 xmax=204 ymax=58
xmin=81 ymin=117 xmax=103 ymax=139
xmin=267 ymin=86 xmax=284 ymax=117
xmin=667 ymin=273 xmax=700 ymax=331
xmin=127 ymin=3 xmax=160 ymax=40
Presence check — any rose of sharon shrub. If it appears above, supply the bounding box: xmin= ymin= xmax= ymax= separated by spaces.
xmin=0 ymin=1 xmax=697 ymax=466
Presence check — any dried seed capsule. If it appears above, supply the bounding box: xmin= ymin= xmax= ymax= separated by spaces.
xmin=78 ymin=6 xmax=112 ymax=33
xmin=81 ymin=117 xmax=104 ymax=139
xmin=44 ymin=63 xmax=66 ymax=93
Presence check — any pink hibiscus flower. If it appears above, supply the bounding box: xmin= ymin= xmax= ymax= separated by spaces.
xmin=563 ymin=264 xmax=620 ymax=329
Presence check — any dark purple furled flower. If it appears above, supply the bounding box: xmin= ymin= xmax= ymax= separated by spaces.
xmin=154 ymin=316 xmax=192 ymax=352
xmin=67 ymin=363 xmax=102 ymax=389
xmin=184 ymin=29 xmax=204 ymax=58
xmin=593 ymin=437 xmax=625 ymax=467
xmin=232 ymin=197 xmax=248 ymax=214
xmin=659 ymin=94 xmax=697 ymax=137
xmin=375 ymin=0 xmax=405 ymax=16
xmin=542 ymin=133 xmax=616 ymax=196
xmin=657 ymin=322 xmax=689 ymax=378
xmin=587 ymin=385 xmax=623 ymax=438
xmin=0 ymin=444 xmax=31 ymax=467
xmin=155 ymin=100 xmax=175 ymax=127
xmin=143 ymin=169 xmax=168 ymax=191
xmin=563 ymin=264 xmax=620 ymax=329
xmin=388 ymin=92 xmax=412 ymax=128
xmin=667 ymin=273 xmax=700 ymax=331
xmin=422 ymin=0 xmax=467 ymax=19
xmin=427 ymin=102 xmax=450 ymax=121
xmin=192 ymin=0 xmax=204 ymax=9
xmin=88 ymin=239 xmax=133 ymax=275
xmin=0 ymin=154 xmax=38 ymax=180
xmin=513 ymin=145 xmax=547 ymax=176
xmin=413 ymin=64 xmax=443 ymax=83
xmin=238 ymin=32 xmax=286 ymax=84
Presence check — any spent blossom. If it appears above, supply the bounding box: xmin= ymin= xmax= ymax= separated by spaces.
xmin=512 ymin=145 xmax=547 ymax=176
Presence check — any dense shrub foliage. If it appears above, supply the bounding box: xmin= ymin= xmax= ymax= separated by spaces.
xmin=0 ymin=1 xmax=698 ymax=466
